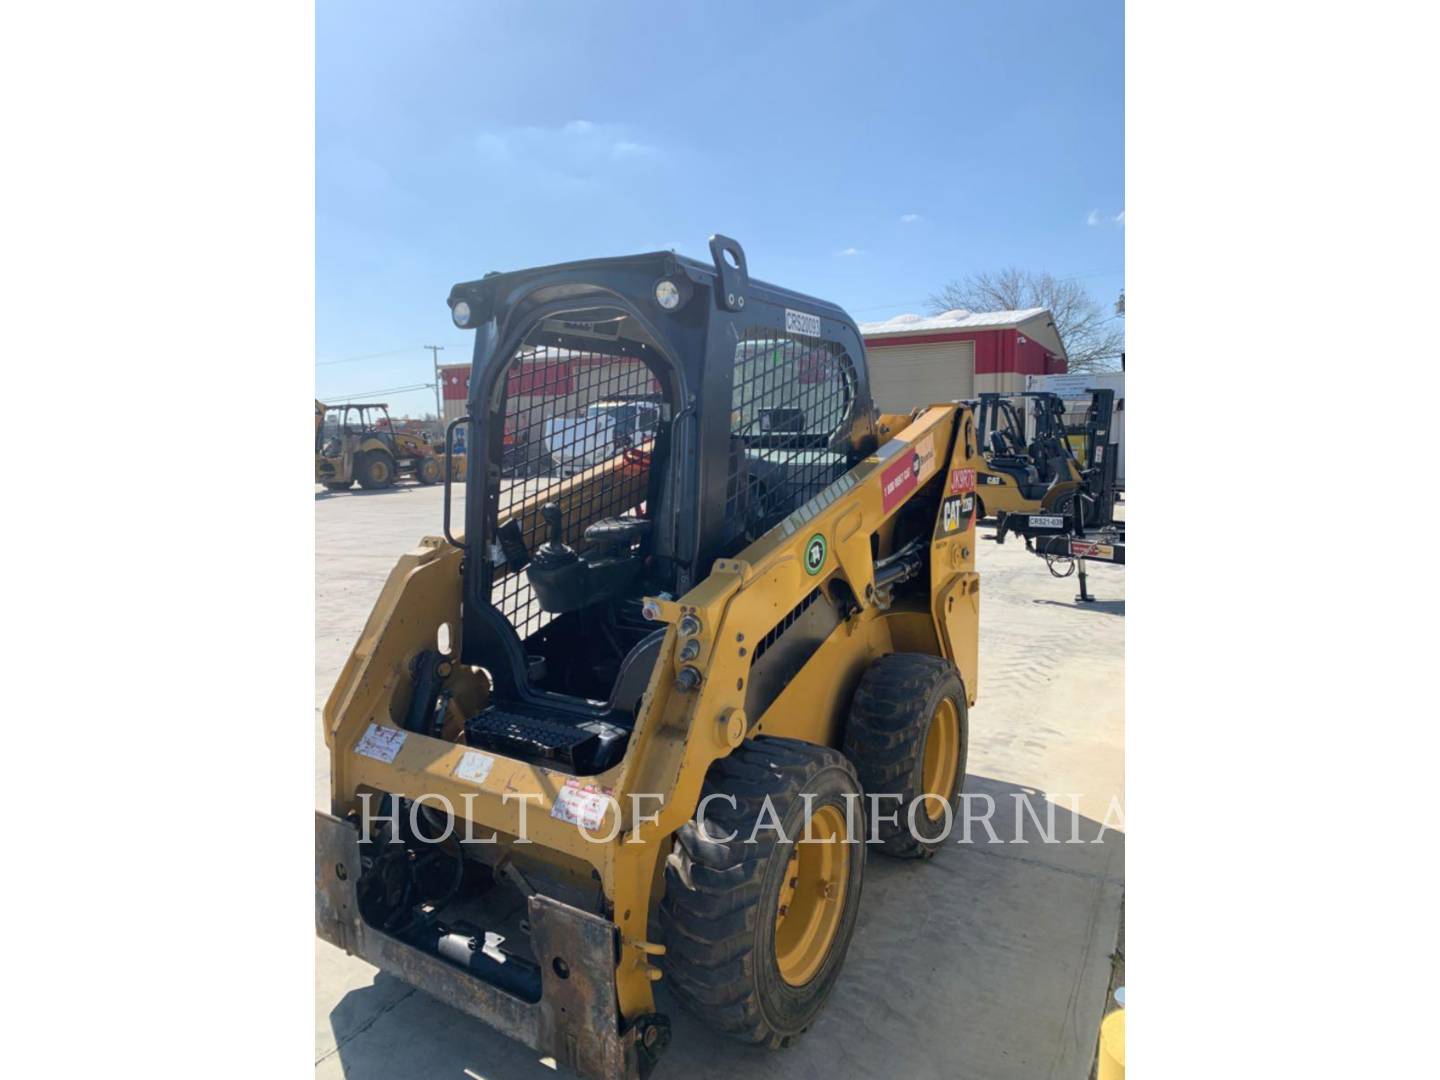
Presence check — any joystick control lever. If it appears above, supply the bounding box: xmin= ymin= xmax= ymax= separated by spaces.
xmin=541 ymin=502 xmax=565 ymax=548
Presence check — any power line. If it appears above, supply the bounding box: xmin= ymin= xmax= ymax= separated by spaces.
xmin=315 ymin=342 xmax=473 ymax=367
xmin=315 ymin=347 xmax=419 ymax=367
xmin=320 ymin=382 xmax=435 ymax=402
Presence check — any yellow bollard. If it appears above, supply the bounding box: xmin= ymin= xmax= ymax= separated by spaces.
xmin=1098 ymin=1005 xmax=1125 ymax=1080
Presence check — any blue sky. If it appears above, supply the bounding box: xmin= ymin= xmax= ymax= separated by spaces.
xmin=317 ymin=0 xmax=1124 ymax=416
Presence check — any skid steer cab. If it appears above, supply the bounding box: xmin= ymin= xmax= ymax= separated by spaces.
xmin=317 ymin=236 xmax=985 ymax=1079
xmin=315 ymin=400 xmax=442 ymax=491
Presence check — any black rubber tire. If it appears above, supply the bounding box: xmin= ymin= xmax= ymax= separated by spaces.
xmin=323 ymin=481 xmax=352 ymax=492
xmin=357 ymin=451 xmax=395 ymax=489
xmin=843 ymin=653 xmax=968 ymax=860
xmin=415 ymin=456 xmax=440 ymax=485
xmin=660 ymin=738 xmax=866 ymax=1049
xmin=1047 ymin=490 xmax=1078 ymax=526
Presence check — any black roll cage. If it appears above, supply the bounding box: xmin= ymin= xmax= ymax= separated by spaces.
xmin=443 ymin=238 xmax=878 ymax=702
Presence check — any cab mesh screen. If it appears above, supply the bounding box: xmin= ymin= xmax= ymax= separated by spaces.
xmin=490 ymin=343 xmax=666 ymax=641
xmin=726 ymin=329 xmax=854 ymax=542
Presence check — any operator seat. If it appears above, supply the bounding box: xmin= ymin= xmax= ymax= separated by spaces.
xmin=988 ymin=429 xmax=1040 ymax=485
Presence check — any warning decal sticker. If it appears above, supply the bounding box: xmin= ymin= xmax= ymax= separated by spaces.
xmin=551 ymin=780 xmax=614 ymax=832
xmin=354 ymin=723 xmax=406 ymax=764
xmin=453 ymin=751 xmax=496 ymax=785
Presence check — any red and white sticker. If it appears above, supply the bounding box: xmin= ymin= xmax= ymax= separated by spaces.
xmin=881 ymin=450 xmax=918 ymax=513
xmin=354 ymin=723 xmax=406 ymax=764
xmin=949 ymin=467 xmax=976 ymax=495
xmin=551 ymin=780 xmax=615 ymax=832
xmin=1071 ymin=541 xmax=1113 ymax=558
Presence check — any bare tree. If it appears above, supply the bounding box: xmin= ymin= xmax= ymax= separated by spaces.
xmin=928 ymin=268 xmax=1124 ymax=372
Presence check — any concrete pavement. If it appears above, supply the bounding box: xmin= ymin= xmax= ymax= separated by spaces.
xmin=314 ymin=482 xmax=1124 ymax=1080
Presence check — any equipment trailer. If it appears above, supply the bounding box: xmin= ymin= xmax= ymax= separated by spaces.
xmin=990 ymin=387 xmax=1124 ymax=602
xmin=992 ymin=508 xmax=1125 ymax=602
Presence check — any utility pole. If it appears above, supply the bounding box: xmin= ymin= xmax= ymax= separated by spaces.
xmin=424 ymin=345 xmax=444 ymax=422
xmin=1114 ymin=293 xmax=1125 ymax=371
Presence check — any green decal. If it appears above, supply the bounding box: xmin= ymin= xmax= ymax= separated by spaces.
xmin=804 ymin=533 xmax=828 ymax=576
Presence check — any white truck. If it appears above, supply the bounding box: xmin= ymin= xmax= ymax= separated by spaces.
xmin=541 ymin=400 xmax=661 ymax=476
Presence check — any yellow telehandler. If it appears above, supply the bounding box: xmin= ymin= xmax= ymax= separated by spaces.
xmin=316 ymin=237 xmax=983 ymax=1078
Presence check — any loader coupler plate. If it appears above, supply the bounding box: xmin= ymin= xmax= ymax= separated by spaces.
xmin=315 ymin=811 xmax=652 ymax=1080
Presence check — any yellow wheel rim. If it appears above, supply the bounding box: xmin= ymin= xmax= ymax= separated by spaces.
xmin=370 ymin=460 xmax=387 ymax=482
xmin=921 ymin=698 xmax=960 ymax=821
xmin=774 ymin=804 xmax=849 ymax=986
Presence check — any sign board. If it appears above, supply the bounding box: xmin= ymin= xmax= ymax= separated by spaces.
xmin=1025 ymin=373 xmax=1120 ymax=399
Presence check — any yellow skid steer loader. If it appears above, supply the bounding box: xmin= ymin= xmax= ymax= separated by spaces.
xmin=316 ymin=237 xmax=983 ymax=1078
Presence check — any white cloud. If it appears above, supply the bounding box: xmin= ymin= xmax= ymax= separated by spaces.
xmin=834 ymin=247 xmax=862 ymax=257
xmin=1114 ymin=210 xmax=1125 ymax=225
xmin=900 ymin=213 xmax=922 ymax=224
xmin=468 ymin=121 xmax=665 ymax=186
xmin=611 ymin=139 xmax=660 ymax=160
xmin=1086 ymin=209 xmax=1105 ymax=226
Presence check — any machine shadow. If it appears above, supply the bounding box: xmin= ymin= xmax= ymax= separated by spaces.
xmin=325 ymin=774 xmax=1124 ymax=1080
xmin=1033 ymin=597 xmax=1126 ymax=615
xmin=314 ymin=486 xmax=424 ymax=501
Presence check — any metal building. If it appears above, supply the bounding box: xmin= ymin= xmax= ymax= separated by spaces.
xmin=859 ymin=308 xmax=1068 ymax=410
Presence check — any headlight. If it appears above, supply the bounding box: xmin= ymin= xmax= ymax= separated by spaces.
xmin=451 ymin=300 xmax=472 ymax=328
xmin=654 ymin=279 xmax=680 ymax=310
